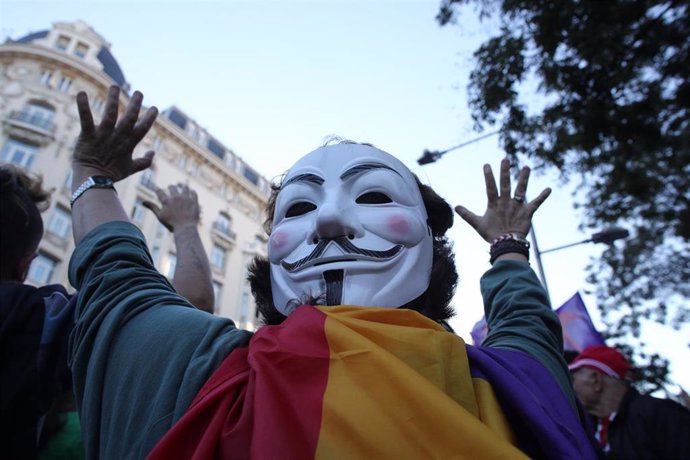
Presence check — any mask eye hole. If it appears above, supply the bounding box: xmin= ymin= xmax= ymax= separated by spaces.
xmin=356 ymin=192 xmax=392 ymax=204
xmin=285 ymin=201 xmax=316 ymax=218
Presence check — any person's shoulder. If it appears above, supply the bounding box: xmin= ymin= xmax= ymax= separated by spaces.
xmin=36 ymin=283 xmax=69 ymax=297
xmin=0 ymin=282 xmax=43 ymax=307
xmin=629 ymin=388 xmax=690 ymax=418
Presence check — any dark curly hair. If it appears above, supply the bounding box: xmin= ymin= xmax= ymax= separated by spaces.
xmin=248 ymin=140 xmax=458 ymax=326
xmin=0 ymin=164 xmax=51 ymax=281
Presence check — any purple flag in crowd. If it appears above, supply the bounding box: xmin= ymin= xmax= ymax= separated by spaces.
xmin=471 ymin=316 xmax=488 ymax=346
xmin=555 ymin=292 xmax=605 ymax=352
xmin=470 ymin=292 xmax=604 ymax=351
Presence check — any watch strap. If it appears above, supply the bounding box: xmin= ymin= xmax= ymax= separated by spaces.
xmin=70 ymin=175 xmax=115 ymax=207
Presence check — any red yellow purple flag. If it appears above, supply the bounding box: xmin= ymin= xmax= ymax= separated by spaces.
xmin=148 ymin=306 xmax=533 ymax=459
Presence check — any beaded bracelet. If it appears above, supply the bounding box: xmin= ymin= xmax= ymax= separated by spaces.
xmin=489 ymin=233 xmax=530 ymax=265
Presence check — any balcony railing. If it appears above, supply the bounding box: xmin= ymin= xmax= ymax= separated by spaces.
xmin=8 ymin=110 xmax=55 ymax=133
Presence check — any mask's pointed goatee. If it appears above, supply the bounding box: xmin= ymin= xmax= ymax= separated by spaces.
xmin=323 ymin=269 xmax=344 ymax=306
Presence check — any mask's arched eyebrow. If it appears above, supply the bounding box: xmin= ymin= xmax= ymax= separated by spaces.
xmin=340 ymin=162 xmax=401 ymax=181
xmin=281 ymin=173 xmax=324 ymax=189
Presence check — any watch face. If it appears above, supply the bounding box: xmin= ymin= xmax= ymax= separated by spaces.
xmin=92 ymin=176 xmax=113 ymax=186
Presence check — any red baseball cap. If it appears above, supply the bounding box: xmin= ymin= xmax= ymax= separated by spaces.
xmin=568 ymin=345 xmax=632 ymax=380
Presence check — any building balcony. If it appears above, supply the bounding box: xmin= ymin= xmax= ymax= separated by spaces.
xmin=3 ymin=111 xmax=55 ymax=144
xmin=8 ymin=110 xmax=54 ymax=133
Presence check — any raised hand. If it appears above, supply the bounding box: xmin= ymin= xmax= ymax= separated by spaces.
xmin=143 ymin=184 xmax=201 ymax=232
xmin=455 ymin=158 xmax=551 ymax=242
xmin=144 ymin=183 xmax=214 ymax=313
xmin=73 ymin=85 xmax=158 ymax=182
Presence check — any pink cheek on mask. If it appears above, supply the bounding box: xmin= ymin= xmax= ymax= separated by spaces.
xmin=270 ymin=231 xmax=290 ymax=253
xmin=386 ymin=214 xmax=412 ymax=235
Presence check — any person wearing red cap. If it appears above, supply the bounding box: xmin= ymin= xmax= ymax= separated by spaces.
xmin=569 ymin=345 xmax=690 ymax=459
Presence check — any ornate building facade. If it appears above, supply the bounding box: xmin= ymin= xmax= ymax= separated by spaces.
xmin=0 ymin=20 xmax=270 ymax=330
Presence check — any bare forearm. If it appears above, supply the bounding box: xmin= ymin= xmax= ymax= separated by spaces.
xmin=71 ymin=167 xmax=129 ymax=244
xmin=172 ymin=224 xmax=214 ymax=313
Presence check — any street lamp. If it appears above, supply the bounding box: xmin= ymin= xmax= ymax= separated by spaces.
xmin=532 ymin=226 xmax=630 ymax=301
xmin=417 ymin=131 xmax=500 ymax=165
xmin=539 ymin=226 xmax=630 ymax=255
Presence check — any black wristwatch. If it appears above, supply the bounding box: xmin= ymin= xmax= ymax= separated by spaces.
xmin=70 ymin=175 xmax=115 ymax=207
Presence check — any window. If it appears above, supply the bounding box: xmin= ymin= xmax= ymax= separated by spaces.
xmin=210 ymin=244 xmax=226 ymax=270
xmin=214 ymin=212 xmax=232 ymax=236
xmin=74 ymin=41 xmax=89 ymax=58
xmin=27 ymin=254 xmax=57 ymax=285
xmin=167 ymin=108 xmax=187 ymax=130
xmin=57 ymin=76 xmax=73 ymax=92
xmin=212 ymin=281 xmax=223 ymax=313
xmin=131 ymin=198 xmax=146 ymax=224
xmin=162 ymin=253 xmax=177 ymax=278
xmin=0 ymin=139 xmax=39 ymax=168
xmin=55 ymin=35 xmax=70 ymax=51
xmin=242 ymin=166 xmax=259 ymax=185
xmin=92 ymin=96 xmax=105 ymax=113
xmin=140 ymin=168 xmax=156 ymax=190
xmin=46 ymin=206 xmax=71 ymax=239
xmin=207 ymin=138 xmax=225 ymax=159
xmin=178 ymin=154 xmax=188 ymax=169
xmin=40 ymin=70 xmax=53 ymax=86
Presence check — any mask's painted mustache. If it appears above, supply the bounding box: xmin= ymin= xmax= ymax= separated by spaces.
xmin=281 ymin=236 xmax=402 ymax=272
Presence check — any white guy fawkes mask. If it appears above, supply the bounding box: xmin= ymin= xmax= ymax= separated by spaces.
xmin=269 ymin=143 xmax=433 ymax=315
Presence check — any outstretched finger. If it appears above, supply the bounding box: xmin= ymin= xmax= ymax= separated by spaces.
xmin=100 ymin=86 xmax=120 ymax=131
xmin=499 ymin=158 xmax=511 ymax=199
xmin=514 ymin=166 xmax=530 ymax=199
xmin=76 ymin=92 xmax=95 ymax=135
xmin=527 ymin=187 xmax=552 ymax=215
xmin=483 ymin=164 xmax=498 ymax=205
xmin=132 ymin=106 xmax=159 ymax=144
xmin=131 ymin=151 xmax=155 ymax=174
xmin=115 ymin=91 xmax=143 ymax=135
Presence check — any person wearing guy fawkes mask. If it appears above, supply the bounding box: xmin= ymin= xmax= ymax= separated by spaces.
xmin=67 ymin=86 xmax=599 ymax=459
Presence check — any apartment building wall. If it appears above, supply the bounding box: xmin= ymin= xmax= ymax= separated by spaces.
xmin=0 ymin=20 xmax=270 ymax=330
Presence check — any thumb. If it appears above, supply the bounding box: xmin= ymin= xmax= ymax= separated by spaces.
xmin=132 ymin=151 xmax=155 ymax=174
xmin=143 ymin=200 xmax=173 ymax=232
xmin=142 ymin=200 xmax=160 ymax=218
xmin=454 ymin=205 xmax=479 ymax=228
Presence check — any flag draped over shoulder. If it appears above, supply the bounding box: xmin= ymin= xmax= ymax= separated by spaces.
xmin=556 ymin=292 xmax=605 ymax=352
xmin=148 ymin=306 xmax=595 ymax=459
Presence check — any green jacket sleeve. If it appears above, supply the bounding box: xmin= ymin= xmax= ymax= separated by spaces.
xmin=480 ymin=259 xmax=576 ymax=410
xmin=68 ymin=221 xmax=252 ymax=459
